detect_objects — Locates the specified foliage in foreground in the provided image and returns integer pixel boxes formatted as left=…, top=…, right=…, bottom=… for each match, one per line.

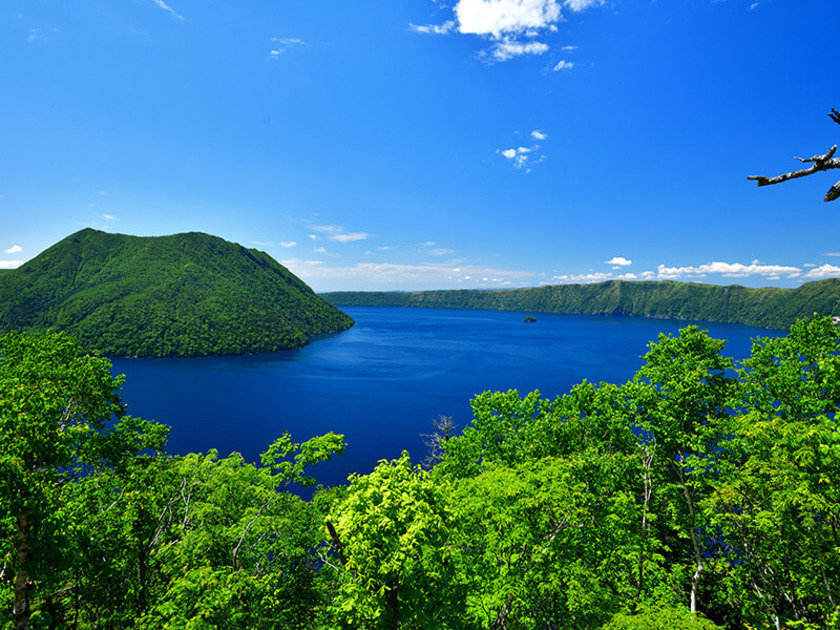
left=2, top=319, right=840, bottom=629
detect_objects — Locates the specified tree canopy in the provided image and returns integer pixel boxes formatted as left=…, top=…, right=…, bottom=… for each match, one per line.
left=2, top=319, right=840, bottom=629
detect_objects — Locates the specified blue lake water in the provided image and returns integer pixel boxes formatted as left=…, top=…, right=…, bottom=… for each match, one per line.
left=112, top=307, right=783, bottom=488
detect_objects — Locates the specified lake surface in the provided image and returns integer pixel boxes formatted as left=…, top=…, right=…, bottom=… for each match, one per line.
left=112, top=307, right=783, bottom=488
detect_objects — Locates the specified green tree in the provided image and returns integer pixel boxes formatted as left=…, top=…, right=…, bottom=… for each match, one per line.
left=325, top=452, right=465, bottom=629
left=0, top=330, right=166, bottom=630
left=705, top=317, right=840, bottom=629
left=630, top=326, right=735, bottom=615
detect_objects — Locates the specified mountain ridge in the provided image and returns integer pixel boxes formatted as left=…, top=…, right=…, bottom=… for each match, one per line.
left=321, top=279, right=840, bottom=330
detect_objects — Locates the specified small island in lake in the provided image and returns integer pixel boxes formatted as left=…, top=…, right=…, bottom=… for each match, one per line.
left=524, top=315, right=537, bottom=323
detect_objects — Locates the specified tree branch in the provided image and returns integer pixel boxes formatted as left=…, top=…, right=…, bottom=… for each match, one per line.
left=748, top=107, right=840, bottom=202
left=748, top=145, right=840, bottom=201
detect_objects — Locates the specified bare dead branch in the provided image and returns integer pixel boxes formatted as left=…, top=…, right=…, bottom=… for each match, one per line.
left=748, top=107, right=840, bottom=202
left=748, top=145, right=840, bottom=196
left=796, top=145, right=837, bottom=163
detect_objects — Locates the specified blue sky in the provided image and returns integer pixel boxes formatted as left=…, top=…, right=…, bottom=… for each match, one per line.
left=2, top=0, right=840, bottom=291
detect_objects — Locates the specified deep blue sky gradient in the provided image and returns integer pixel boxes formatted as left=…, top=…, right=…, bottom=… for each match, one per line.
left=3, top=0, right=839, bottom=291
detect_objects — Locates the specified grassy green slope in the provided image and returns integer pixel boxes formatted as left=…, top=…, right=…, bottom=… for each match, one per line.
left=0, top=229, right=354, bottom=357
left=322, top=279, right=840, bottom=330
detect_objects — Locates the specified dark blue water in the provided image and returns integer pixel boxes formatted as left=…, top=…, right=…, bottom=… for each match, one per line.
left=112, top=307, right=782, bottom=487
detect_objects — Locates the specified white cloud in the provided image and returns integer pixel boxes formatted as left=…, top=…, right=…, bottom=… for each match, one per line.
left=410, top=21, right=457, bottom=34
left=412, top=0, right=606, bottom=64
left=279, top=241, right=297, bottom=248
left=539, top=258, right=813, bottom=287
left=455, top=0, right=561, bottom=37
left=802, top=264, right=840, bottom=279
left=655, top=262, right=801, bottom=280
left=552, top=60, right=574, bottom=71
left=498, top=130, right=547, bottom=171
left=103, top=214, right=114, bottom=221
left=152, top=0, right=182, bottom=19
left=5, top=245, right=22, bottom=254
left=0, top=260, right=23, bottom=269
left=605, top=256, right=632, bottom=267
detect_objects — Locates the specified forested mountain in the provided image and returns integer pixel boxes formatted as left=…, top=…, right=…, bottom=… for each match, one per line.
left=323, top=278, right=840, bottom=329
left=0, top=229, right=354, bottom=357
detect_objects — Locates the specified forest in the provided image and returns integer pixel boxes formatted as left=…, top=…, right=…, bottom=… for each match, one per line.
left=322, top=278, right=840, bottom=330
left=2, top=317, right=839, bottom=630
left=0, top=229, right=354, bottom=357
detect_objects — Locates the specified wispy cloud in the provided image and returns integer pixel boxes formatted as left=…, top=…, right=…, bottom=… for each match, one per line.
left=488, top=38, right=549, bottom=62
left=5, top=245, right=22, bottom=254
left=564, top=0, right=603, bottom=10
left=269, top=37, right=307, bottom=57
left=409, top=21, right=457, bottom=35
left=279, top=241, right=297, bottom=248
left=310, top=224, right=370, bottom=243
left=552, top=59, right=574, bottom=71
left=282, top=258, right=534, bottom=290
left=540, top=259, right=832, bottom=287
left=152, top=0, right=183, bottom=20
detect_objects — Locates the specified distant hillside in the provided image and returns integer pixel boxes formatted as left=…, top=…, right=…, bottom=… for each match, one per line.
left=322, top=279, right=840, bottom=330
left=0, top=229, right=354, bottom=357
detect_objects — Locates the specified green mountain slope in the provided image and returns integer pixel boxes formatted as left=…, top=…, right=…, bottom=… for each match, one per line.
left=322, top=279, right=840, bottom=330
left=0, top=229, right=354, bottom=357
